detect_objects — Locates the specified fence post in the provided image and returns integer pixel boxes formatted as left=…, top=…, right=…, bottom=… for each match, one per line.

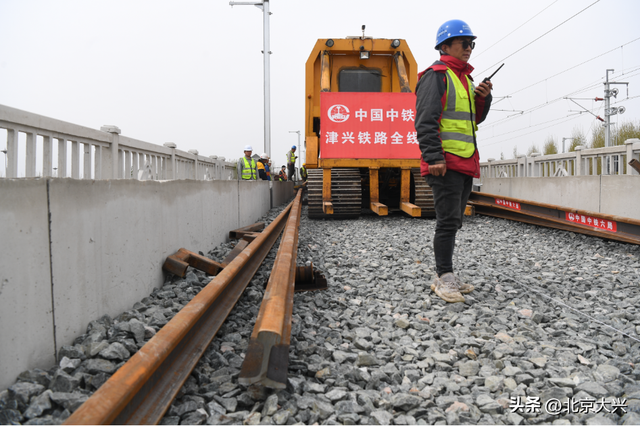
left=626, top=138, right=640, bottom=175
left=71, top=140, right=80, bottom=179
left=209, top=156, right=219, bottom=180
left=189, top=150, right=199, bottom=180
left=43, top=135, right=52, bottom=177
left=26, top=132, right=37, bottom=177
left=101, top=125, right=121, bottom=179
left=6, top=129, right=18, bottom=178
left=574, top=145, right=583, bottom=176
left=58, top=138, right=67, bottom=178
left=163, top=143, right=176, bottom=180
left=529, top=153, right=540, bottom=177
left=487, top=158, right=495, bottom=178
left=517, top=155, right=526, bottom=177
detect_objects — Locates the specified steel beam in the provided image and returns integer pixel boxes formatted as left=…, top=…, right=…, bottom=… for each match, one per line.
left=468, top=191, right=640, bottom=245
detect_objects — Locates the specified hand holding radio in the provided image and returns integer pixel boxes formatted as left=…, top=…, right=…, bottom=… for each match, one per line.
left=475, top=63, right=503, bottom=97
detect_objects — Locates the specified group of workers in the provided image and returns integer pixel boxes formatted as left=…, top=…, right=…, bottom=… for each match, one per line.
left=237, top=145, right=307, bottom=182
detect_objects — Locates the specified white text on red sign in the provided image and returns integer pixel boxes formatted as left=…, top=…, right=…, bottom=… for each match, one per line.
left=495, top=199, right=521, bottom=210
left=325, top=131, right=418, bottom=145
left=565, top=212, right=617, bottom=232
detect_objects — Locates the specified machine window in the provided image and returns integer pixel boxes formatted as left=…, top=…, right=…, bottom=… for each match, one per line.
left=338, top=68, right=382, bottom=92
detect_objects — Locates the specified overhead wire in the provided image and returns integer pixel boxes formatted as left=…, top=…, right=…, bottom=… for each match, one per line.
left=473, top=8, right=638, bottom=126
left=464, top=1, right=639, bottom=155
left=480, top=66, right=640, bottom=137
left=476, top=0, right=602, bottom=76
left=505, top=38, right=640, bottom=98
left=472, top=0, right=559, bottom=60
left=479, top=91, right=640, bottom=149
left=481, top=114, right=583, bottom=148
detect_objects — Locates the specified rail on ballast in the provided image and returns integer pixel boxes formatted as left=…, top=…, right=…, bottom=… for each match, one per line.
left=63, top=191, right=302, bottom=425
left=239, top=190, right=303, bottom=388
left=468, top=191, right=640, bottom=245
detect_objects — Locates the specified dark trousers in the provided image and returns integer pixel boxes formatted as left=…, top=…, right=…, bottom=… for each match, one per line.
left=287, top=163, right=295, bottom=181
left=426, top=170, right=473, bottom=277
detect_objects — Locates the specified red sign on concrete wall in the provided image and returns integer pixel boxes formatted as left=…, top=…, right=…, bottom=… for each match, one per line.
left=320, top=92, right=421, bottom=159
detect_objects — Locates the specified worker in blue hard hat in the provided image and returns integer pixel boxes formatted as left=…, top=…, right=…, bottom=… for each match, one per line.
left=415, top=19, right=493, bottom=303
left=286, top=145, right=297, bottom=182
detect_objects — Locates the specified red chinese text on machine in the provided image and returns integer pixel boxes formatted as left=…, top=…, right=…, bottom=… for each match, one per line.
left=321, top=92, right=421, bottom=159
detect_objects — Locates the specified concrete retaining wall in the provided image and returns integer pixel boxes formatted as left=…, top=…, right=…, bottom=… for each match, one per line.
left=479, top=176, right=640, bottom=220
left=0, top=178, right=294, bottom=390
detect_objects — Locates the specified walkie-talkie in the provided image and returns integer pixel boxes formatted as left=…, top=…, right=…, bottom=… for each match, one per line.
left=482, top=63, right=504, bottom=83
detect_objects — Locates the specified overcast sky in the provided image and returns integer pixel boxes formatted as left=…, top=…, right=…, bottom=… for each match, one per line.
left=2, top=0, right=639, bottom=170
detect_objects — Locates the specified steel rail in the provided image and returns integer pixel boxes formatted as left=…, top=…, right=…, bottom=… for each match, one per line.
left=468, top=191, right=640, bottom=245
left=239, top=189, right=303, bottom=389
left=64, top=200, right=295, bottom=425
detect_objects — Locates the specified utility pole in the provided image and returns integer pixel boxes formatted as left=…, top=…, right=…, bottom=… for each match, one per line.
left=289, top=130, right=300, bottom=181
left=229, top=0, right=272, bottom=158
left=562, top=137, right=574, bottom=154
left=603, top=69, right=628, bottom=174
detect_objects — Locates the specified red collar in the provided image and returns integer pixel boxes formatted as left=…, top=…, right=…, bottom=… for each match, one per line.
left=440, top=55, right=474, bottom=77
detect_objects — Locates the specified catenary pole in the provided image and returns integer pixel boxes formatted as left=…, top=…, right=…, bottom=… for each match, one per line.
left=229, top=1, right=271, bottom=159
left=603, top=69, right=629, bottom=174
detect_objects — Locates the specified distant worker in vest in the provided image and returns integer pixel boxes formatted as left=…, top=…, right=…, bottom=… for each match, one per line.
left=258, top=153, right=270, bottom=180
left=278, top=165, right=287, bottom=181
left=415, top=19, right=493, bottom=303
left=300, top=163, right=308, bottom=182
left=286, top=145, right=297, bottom=181
left=237, top=145, right=257, bottom=180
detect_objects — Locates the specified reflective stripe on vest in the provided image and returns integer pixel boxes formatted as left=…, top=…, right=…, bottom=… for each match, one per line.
left=241, top=157, right=257, bottom=180
left=440, top=68, right=477, bottom=158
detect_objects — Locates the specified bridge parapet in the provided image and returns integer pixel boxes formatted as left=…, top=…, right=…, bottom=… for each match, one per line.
left=0, top=104, right=236, bottom=180
left=480, top=139, right=640, bottom=179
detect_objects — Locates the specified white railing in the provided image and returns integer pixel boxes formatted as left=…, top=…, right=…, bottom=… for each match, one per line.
left=0, top=104, right=236, bottom=180
left=480, top=139, right=640, bottom=179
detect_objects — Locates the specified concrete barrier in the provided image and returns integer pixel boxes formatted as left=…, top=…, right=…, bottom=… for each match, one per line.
left=0, top=178, right=293, bottom=390
left=0, top=179, right=56, bottom=388
left=479, top=176, right=640, bottom=221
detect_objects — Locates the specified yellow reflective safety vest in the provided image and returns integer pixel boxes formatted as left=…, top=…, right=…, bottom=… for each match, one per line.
left=440, top=68, right=477, bottom=158
left=241, top=157, right=257, bottom=180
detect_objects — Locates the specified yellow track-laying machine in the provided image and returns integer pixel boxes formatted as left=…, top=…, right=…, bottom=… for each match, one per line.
left=304, top=29, right=435, bottom=219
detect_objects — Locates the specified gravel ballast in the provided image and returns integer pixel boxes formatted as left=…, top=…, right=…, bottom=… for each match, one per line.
left=2, top=203, right=640, bottom=425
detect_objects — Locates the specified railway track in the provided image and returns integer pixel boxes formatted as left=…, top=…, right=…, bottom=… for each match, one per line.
left=61, top=189, right=638, bottom=424
left=468, top=191, right=640, bottom=245
left=64, top=191, right=304, bottom=425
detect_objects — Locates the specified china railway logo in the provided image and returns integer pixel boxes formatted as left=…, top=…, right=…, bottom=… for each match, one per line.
left=328, top=104, right=350, bottom=123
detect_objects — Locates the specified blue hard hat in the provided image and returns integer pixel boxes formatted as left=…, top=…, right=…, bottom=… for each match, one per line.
left=434, top=19, right=476, bottom=50
left=291, top=145, right=297, bottom=149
